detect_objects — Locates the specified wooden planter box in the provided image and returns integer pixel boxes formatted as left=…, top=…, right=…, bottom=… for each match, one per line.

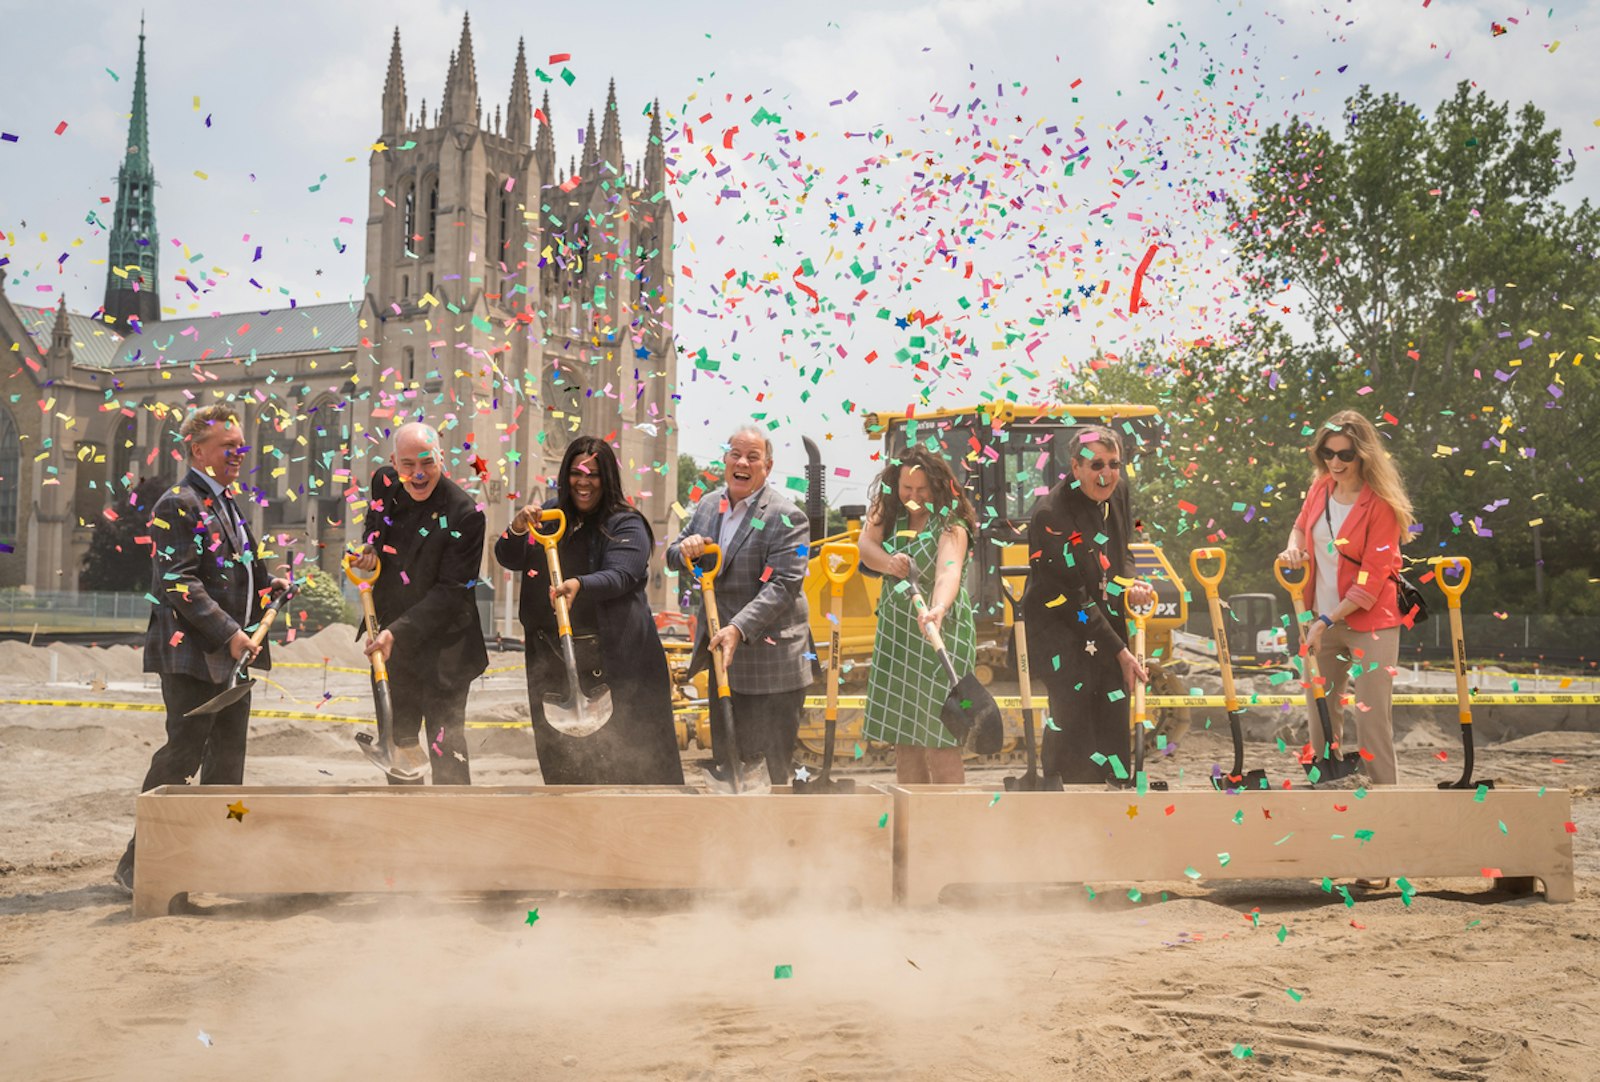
left=133, top=784, right=893, bottom=917
left=888, top=785, right=1574, bottom=906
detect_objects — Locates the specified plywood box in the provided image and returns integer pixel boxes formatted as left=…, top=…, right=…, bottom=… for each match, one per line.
left=889, top=785, right=1574, bottom=906
left=133, top=785, right=894, bottom=918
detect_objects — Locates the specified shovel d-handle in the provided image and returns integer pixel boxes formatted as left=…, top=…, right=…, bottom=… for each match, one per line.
left=1430, top=556, right=1474, bottom=727
left=342, top=553, right=389, bottom=683
left=534, top=509, right=578, bottom=641
left=1429, top=555, right=1472, bottom=610
left=820, top=541, right=859, bottom=595
left=1189, top=547, right=1238, bottom=711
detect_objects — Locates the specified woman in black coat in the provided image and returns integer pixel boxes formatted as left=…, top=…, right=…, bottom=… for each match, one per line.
left=493, top=436, right=684, bottom=785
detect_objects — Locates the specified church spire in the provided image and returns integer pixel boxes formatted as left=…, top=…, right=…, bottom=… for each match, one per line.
left=441, top=13, right=478, bottom=125
left=506, top=37, right=531, bottom=146
left=644, top=99, right=664, bottom=194
left=381, top=27, right=406, bottom=137
left=581, top=109, right=597, bottom=171
left=598, top=78, right=622, bottom=172
left=534, top=89, right=554, bottom=180
left=103, top=17, right=160, bottom=333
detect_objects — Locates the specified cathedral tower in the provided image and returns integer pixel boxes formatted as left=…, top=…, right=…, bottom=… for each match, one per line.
left=103, top=19, right=160, bottom=333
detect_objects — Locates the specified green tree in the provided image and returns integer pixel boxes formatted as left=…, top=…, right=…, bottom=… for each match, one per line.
left=79, top=477, right=170, bottom=592
left=1224, top=82, right=1600, bottom=612
left=676, top=452, right=722, bottom=507
left=293, top=566, right=352, bottom=632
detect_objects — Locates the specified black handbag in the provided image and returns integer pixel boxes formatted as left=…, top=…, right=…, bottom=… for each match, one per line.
left=1325, top=500, right=1429, bottom=625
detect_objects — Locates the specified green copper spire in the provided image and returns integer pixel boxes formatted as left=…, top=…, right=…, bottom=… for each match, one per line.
left=104, top=16, right=160, bottom=331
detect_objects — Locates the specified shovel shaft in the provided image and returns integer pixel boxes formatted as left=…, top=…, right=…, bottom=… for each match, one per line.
left=357, top=587, right=389, bottom=684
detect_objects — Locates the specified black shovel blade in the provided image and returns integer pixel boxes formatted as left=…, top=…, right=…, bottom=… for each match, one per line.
left=700, top=758, right=772, bottom=795
left=1003, top=771, right=1061, bottom=792
left=941, top=674, right=1004, bottom=755
left=184, top=677, right=254, bottom=718
left=1304, top=752, right=1363, bottom=782
left=355, top=731, right=427, bottom=782
left=793, top=774, right=857, bottom=794
left=1212, top=768, right=1271, bottom=792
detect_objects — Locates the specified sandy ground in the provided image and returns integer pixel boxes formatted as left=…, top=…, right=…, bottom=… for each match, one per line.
left=1, top=630, right=1597, bottom=1080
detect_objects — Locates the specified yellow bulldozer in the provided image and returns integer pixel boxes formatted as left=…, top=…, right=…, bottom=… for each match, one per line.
left=671, top=401, right=1193, bottom=765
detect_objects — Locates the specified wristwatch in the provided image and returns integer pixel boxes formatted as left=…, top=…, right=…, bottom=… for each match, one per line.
left=1317, top=614, right=1335, bottom=628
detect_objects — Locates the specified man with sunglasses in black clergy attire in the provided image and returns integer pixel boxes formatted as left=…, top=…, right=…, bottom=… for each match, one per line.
left=114, top=404, right=288, bottom=895
left=1024, top=426, right=1154, bottom=786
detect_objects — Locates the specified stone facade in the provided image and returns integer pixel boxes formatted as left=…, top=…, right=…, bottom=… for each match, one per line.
left=0, top=16, right=678, bottom=607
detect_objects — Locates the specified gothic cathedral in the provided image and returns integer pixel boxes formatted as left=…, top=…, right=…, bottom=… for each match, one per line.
left=0, top=16, right=680, bottom=609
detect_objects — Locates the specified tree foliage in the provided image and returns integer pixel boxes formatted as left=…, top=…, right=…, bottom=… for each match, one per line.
left=79, top=477, right=170, bottom=593
left=1078, top=83, right=1600, bottom=614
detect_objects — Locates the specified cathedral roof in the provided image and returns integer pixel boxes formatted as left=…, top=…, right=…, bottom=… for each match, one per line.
left=10, top=304, right=128, bottom=369
left=101, top=301, right=363, bottom=368
left=8, top=300, right=364, bottom=370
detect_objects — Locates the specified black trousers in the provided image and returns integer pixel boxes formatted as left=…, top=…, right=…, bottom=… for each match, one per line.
left=723, top=687, right=807, bottom=786
left=119, top=671, right=251, bottom=875
left=1039, top=668, right=1130, bottom=785
left=384, top=675, right=471, bottom=786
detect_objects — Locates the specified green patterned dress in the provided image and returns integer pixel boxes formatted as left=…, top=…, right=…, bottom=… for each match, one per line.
left=862, top=517, right=977, bottom=748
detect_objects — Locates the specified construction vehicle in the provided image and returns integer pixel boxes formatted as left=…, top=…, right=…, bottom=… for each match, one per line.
left=787, top=402, right=1191, bottom=764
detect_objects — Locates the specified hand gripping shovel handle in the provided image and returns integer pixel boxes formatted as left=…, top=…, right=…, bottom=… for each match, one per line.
left=531, top=510, right=585, bottom=699
left=693, top=543, right=765, bottom=794
left=343, top=552, right=422, bottom=781
left=183, top=582, right=295, bottom=718
left=906, top=572, right=962, bottom=688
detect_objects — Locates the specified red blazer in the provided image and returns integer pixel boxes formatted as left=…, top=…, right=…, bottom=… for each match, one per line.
left=1293, top=475, right=1403, bottom=632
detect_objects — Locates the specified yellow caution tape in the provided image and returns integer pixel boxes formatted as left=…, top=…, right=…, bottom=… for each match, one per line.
left=795, top=693, right=1600, bottom=710
left=271, top=662, right=524, bottom=676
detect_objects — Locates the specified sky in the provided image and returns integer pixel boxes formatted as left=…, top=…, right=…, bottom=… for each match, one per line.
left=3, top=0, right=1598, bottom=505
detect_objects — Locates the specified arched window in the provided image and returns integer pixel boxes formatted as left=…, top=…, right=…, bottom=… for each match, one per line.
left=486, top=175, right=498, bottom=262
left=156, top=408, right=186, bottom=483
left=425, top=176, right=439, bottom=254
left=109, top=410, right=137, bottom=492
left=305, top=396, right=344, bottom=502
left=253, top=407, right=286, bottom=503
left=403, top=347, right=416, bottom=385
left=401, top=181, right=417, bottom=251
left=0, top=408, right=19, bottom=545
left=402, top=274, right=410, bottom=299
left=499, top=191, right=512, bottom=263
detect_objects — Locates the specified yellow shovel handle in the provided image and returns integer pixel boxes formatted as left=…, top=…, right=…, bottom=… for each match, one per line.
left=531, top=507, right=567, bottom=546
left=533, top=510, right=574, bottom=639
left=820, top=540, right=859, bottom=596
left=697, top=541, right=724, bottom=585
left=1428, top=556, right=1472, bottom=609
left=1189, top=547, right=1226, bottom=597
left=1272, top=557, right=1307, bottom=595
left=342, top=550, right=381, bottom=588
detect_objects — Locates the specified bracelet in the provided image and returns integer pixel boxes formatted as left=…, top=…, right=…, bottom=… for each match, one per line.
left=509, top=521, right=529, bottom=536
left=1317, top=614, right=1335, bottom=628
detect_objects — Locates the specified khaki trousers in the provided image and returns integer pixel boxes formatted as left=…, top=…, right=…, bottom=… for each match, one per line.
left=1307, top=622, right=1401, bottom=785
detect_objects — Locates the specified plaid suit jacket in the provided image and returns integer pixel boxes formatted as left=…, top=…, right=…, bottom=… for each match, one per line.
left=142, top=468, right=273, bottom=684
left=666, top=483, right=818, bottom=694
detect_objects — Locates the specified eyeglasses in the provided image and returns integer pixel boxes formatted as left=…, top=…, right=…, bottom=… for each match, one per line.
left=1082, top=459, right=1122, bottom=472
left=723, top=451, right=766, bottom=466
left=1318, top=447, right=1358, bottom=463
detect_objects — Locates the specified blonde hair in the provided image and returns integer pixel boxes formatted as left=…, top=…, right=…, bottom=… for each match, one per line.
left=179, top=405, right=241, bottom=454
left=1309, top=410, right=1414, bottom=539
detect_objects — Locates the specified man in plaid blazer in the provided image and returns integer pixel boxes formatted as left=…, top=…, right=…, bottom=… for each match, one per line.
left=115, top=404, right=287, bottom=894
left=667, top=425, right=817, bottom=784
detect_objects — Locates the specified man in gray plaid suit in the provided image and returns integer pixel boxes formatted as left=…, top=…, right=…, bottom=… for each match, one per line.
left=114, top=404, right=287, bottom=894
left=667, top=425, right=817, bottom=784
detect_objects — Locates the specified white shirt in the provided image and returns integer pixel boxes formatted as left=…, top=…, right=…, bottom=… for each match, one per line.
left=717, top=484, right=763, bottom=553
left=1311, top=491, right=1354, bottom=617
left=194, top=469, right=252, bottom=628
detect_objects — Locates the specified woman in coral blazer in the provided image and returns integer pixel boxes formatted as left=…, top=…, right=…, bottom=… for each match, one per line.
left=1278, top=410, right=1415, bottom=790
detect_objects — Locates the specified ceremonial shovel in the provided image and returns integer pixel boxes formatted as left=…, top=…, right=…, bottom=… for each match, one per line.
left=530, top=509, right=615, bottom=737
left=695, top=543, right=770, bottom=795
left=344, top=553, right=425, bottom=783
left=1190, top=548, right=1269, bottom=791
left=1273, top=559, right=1362, bottom=783
left=1431, top=556, right=1493, bottom=791
left=906, top=564, right=1003, bottom=756
left=1000, top=566, right=1061, bottom=792
left=183, top=581, right=297, bottom=717
left=793, top=540, right=858, bottom=795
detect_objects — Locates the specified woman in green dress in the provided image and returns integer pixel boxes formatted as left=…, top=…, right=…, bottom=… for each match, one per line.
left=859, top=447, right=979, bottom=784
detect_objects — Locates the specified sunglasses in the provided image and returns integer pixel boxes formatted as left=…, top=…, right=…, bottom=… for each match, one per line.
left=1082, top=459, right=1122, bottom=472
left=1318, top=446, right=1358, bottom=463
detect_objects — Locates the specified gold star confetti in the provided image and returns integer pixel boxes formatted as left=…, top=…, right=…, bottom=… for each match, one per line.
left=226, top=801, right=249, bottom=822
